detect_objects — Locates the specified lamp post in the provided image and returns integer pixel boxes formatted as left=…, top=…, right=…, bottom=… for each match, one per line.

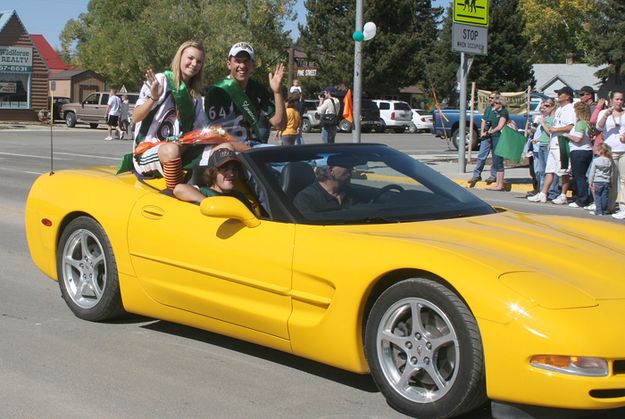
left=352, top=1, right=376, bottom=143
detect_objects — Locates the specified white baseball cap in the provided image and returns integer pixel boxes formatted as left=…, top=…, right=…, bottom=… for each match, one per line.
left=228, top=42, right=255, bottom=61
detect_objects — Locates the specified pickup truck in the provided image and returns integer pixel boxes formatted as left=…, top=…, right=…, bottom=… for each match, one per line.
left=431, top=94, right=546, bottom=150
left=61, top=92, right=138, bottom=129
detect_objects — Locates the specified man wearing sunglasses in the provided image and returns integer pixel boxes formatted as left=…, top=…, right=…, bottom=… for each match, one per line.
left=468, top=90, right=500, bottom=187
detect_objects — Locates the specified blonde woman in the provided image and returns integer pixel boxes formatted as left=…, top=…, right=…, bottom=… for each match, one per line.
left=132, top=40, right=208, bottom=190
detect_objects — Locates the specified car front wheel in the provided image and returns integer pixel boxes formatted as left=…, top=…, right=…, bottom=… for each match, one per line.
left=57, top=216, right=125, bottom=321
left=365, top=278, right=486, bottom=418
left=339, top=119, right=352, bottom=133
left=301, top=118, right=312, bottom=133
left=65, top=112, right=76, bottom=128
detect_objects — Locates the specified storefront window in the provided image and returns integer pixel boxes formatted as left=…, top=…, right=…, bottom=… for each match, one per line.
left=0, top=73, right=30, bottom=108
left=0, top=46, right=32, bottom=109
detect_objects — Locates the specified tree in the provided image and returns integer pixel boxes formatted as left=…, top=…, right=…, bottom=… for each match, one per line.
left=298, top=0, right=442, bottom=96
left=60, top=0, right=295, bottom=90
left=520, top=0, right=597, bottom=63
left=424, top=7, right=458, bottom=106
left=587, top=0, right=625, bottom=84
left=470, top=0, right=534, bottom=91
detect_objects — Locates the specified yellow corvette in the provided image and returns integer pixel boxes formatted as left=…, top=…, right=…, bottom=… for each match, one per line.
left=25, top=143, right=625, bottom=418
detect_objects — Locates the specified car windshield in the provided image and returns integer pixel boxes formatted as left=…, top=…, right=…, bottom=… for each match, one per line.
left=245, top=144, right=495, bottom=225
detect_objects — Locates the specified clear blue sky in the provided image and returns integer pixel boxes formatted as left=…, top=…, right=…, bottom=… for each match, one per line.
left=7, top=0, right=451, bottom=51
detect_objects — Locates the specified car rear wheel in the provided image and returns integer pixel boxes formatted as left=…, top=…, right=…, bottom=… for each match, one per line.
left=89, top=123, right=98, bottom=129
left=339, top=119, right=352, bottom=133
left=57, top=216, right=125, bottom=321
left=365, top=278, right=486, bottom=418
left=451, top=127, right=478, bottom=150
left=301, top=118, right=312, bottom=133
left=65, top=112, right=76, bottom=128
left=408, top=122, right=417, bottom=133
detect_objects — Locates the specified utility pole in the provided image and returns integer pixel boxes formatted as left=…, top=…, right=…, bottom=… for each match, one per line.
left=352, top=0, right=363, bottom=143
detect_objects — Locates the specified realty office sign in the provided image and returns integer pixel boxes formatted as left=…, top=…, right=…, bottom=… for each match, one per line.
left=452, top=23, right=488, bottom=56
left=0, top=46, right=33, bottom=73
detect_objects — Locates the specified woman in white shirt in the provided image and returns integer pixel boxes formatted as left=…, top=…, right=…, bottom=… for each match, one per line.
left=596, top=90, right=625, bottom=218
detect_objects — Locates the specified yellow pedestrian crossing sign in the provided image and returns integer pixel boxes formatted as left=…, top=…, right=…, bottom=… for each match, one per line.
left=454, top=0, right=489, bottom=27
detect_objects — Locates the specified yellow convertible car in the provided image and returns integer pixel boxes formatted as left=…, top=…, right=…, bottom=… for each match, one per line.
left=26, top=143, right=625, bottom=418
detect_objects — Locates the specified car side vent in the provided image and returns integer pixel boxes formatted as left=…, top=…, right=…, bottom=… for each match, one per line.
left=589, top=389, right=625, bottom=399
left=613, top=360, right=625, bottom=375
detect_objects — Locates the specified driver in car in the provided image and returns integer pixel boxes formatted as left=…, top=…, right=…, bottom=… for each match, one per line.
left=294, top=155, right=361, bottom=212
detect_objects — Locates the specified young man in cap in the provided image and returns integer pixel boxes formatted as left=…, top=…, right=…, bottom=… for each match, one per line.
left=173, top=148, right=248, bottom=205
left=316, top=86, right=341, bottom=144
left=578, top=85, right=597, bottom=114
left=203, top=42, right=286, bottom=145
left=529, top=86, right=576, bottom=204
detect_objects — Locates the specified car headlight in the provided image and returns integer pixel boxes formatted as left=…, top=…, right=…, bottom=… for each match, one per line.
left=530, top=355, right=608, bottom=377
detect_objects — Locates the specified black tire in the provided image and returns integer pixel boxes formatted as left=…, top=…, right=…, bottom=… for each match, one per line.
left=65, top=112, right=76, bottom=128
left=339, top=119, right=353, bottom=133
left=89, top=123, right=98, bottom=129
left=408, top=122, right=417, bottom=133
left=393, top=127, right=405, bottom=133
left=301, top=118, right=312, bottom=133
left=57, top=216, right=125, bottom=321
left=450, top=127, right=478, bottom=150
left=365, top=278, right=486, bottom=418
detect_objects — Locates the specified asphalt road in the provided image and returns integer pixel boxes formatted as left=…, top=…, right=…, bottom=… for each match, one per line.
left=0, top=125, right=622, bottom=419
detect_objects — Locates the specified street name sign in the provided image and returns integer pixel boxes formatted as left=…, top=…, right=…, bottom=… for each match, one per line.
left=453, top=0, right=488, bottom=27
left=452, top=23, right=488, bottom=56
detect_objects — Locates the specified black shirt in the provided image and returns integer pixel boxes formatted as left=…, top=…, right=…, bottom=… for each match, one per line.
left=294, top=182, right=357, bottom=213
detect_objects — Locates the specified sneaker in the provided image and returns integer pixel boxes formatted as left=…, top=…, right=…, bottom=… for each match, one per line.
left=612, top=210, right=625, bottom=220
left=527, top=192, right=546, bottom=203
left=568, top=202, right=580, bottom=208
left=468, top=177, right=481, bottom=188
left=485, top=177, right=496, bottom=184
left=104, top=136, right=113, bottom=141
left=551, top=194, right=568, bottom=205
left=584, top=203, right=596, bottom=211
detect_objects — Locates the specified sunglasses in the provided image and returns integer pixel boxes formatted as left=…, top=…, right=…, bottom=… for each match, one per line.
left=542, top=104, right=553, bottom=107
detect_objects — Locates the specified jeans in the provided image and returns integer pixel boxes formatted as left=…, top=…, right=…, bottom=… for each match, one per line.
left=472, top=136, right=498, bottom=179
left=533, top=145, right=548, bottom=192
left=321, top=125, right=337, bottom=144
left=594, top=182, right=609, bottom=215
left=570, top=150, right=593, bottom=206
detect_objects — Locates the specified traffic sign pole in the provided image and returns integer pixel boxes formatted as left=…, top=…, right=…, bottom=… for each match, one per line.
left=458, top=52, right=467, bottom=173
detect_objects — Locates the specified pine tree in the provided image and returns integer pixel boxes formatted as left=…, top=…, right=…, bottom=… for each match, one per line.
left=587, top=0, right=625, bottom=84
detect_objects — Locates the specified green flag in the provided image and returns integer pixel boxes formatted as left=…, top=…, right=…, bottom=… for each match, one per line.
left=495, top=126, right=527, bottom=164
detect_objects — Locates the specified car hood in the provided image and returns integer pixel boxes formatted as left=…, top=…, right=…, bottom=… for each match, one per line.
left=349, top=211, right=625, bottom=300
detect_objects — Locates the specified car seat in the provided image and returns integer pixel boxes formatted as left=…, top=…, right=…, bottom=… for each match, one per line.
left=279, top=162, right=316, bottom=199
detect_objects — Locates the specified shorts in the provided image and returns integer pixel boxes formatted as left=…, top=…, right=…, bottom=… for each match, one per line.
left=133, top=143, right=204, bottom=176
left=545, top=147, right=570, bottom=176
left=107, top=115, right=119, bottom=127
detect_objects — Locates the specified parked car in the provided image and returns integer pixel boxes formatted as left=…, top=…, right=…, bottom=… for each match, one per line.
left=408, top=108, right=433, bottom=133
left=301, top=99, right=321, bottom=133
left=431, top=92, right=550, bottom=150
left=301, top=96, right=385, bottom=134
left=61, top=92, right=139, bottom=129
left=25, top=142, right=625, bottom=418
left=372, top=99, right=413, bottom=133
left=48, top=96, right=71, bottom=121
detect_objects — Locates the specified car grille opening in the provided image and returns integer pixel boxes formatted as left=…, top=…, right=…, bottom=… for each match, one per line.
left=613, top=360, right=625, bottom=375
left=589, top=389, right=625, bottom=399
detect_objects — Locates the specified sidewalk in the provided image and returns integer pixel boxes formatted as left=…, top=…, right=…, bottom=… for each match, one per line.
left=413, top=153, right=535, bottom=193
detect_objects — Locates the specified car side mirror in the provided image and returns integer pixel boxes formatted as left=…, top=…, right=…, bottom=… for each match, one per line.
left=200, top=196, right=260, bottom=228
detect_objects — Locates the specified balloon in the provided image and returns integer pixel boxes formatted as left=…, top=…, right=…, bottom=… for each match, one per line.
left=352, top=31, right=364, bottom=42
left=363, top=22, right=377, bottom=41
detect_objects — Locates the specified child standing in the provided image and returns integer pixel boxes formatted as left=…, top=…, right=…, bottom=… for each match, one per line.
left=588, top=143, right=613, bottom=215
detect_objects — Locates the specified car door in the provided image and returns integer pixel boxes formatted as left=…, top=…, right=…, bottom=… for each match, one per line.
left=126, top=192, right=294, bottom=339
left=81, top=93, right=102, bottom=123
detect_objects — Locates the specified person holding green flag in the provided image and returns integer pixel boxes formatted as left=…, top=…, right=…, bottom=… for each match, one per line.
left=131, top=40, right=208, bottom=191
left=203, top=42, right=286, bottom=148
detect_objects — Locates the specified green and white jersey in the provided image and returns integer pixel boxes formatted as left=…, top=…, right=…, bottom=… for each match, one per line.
left=204, top=78, right=276, bottom=143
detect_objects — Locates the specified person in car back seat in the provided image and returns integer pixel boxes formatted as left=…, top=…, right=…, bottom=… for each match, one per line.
left=173, top=148, right=250, bottom=207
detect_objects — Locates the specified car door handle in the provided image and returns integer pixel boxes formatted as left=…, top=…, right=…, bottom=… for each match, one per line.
left=141, top=205, right=164, bottom=220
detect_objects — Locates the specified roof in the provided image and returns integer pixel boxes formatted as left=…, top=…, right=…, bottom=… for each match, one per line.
left=533, top=63, right=607, bottom=93
left=49, top=69, right=90, bottom=80
left=31, top=34, right=73, bottom=71
left=0, top=9, right=23, bottom=33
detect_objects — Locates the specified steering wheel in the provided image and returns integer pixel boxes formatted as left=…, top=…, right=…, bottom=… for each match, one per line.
left=370, top=184, right=405, bottom=203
